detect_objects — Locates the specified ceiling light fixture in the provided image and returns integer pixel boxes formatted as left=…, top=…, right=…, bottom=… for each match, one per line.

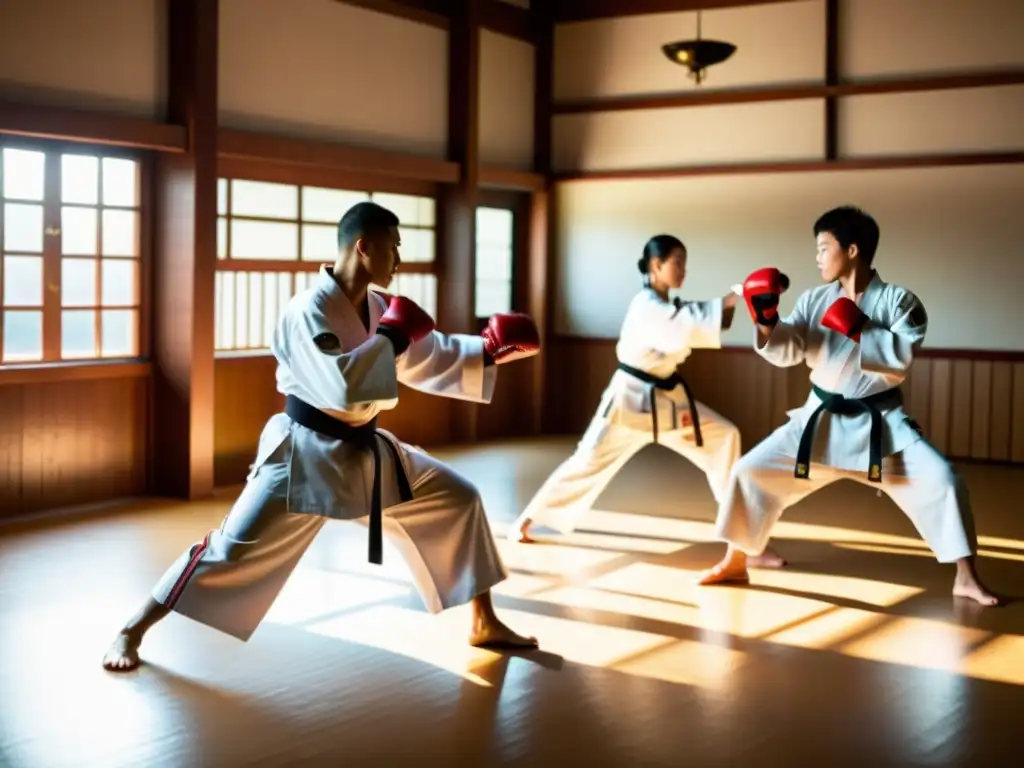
left=661, top=11, right=736, bottom=85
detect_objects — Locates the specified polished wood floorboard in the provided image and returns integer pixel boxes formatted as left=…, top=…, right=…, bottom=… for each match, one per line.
left=2, top=438, right=1023, bottom=767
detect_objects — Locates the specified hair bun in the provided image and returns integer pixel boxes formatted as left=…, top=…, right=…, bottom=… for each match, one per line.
left=636, top=257, right=647, bottom=274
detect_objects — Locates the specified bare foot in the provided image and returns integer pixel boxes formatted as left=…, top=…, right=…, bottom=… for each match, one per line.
left=953, top=577, right=1000, bottom=607
left=697, top=547, right=750, bottom=586
left=470, top=619, right=539, bottom=649
left=748, top=546, right=787, bottom=568
left=512, top=518, right=536, bottom=544
left=102, top=632, right=143, bottom=672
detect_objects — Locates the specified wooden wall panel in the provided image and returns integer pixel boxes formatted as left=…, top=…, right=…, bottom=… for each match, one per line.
left=544, top=337, right=1024, bottom=466
left=0, top=376, right=149, bottom=519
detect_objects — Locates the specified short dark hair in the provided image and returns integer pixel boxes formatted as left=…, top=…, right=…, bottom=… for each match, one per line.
left=337, top=201, right=400, bottom=249
left=813, top=206, right=880, bottom=266
left=636, top=234, right=685, bottom=276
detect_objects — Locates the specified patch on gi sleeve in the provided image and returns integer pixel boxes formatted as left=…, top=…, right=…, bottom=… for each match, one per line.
left=898, top=292, right=927, bottom=328
left=313, top=332, right=341, bottom=353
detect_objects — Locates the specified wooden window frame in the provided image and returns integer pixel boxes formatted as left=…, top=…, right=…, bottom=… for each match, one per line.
left=0, top=135, right=150, bottom=375
left=215, top=158, right=441, bottom=356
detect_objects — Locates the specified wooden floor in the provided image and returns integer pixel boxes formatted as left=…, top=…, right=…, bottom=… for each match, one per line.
left=2, top=438, right=1023, bottom=767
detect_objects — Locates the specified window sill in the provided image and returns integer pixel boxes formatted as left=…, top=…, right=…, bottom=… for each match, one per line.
left=0, top=359, right=151, bottom=386
left=215, top=349, right=274, bottom=360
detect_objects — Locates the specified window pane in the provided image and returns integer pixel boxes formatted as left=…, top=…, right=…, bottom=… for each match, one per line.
left=230, top=180, right=298, bottom=220
left=217, top=178, right=228, bottom=215
left=301, top=223, right=337, bottom=262
left=475, top=243, right=512, bottom=281
left=217, top=217, right=227, bottom=259
left=101, top=309, right=137, bottom=357
left=4, top=149, right=46, bottom=201
left=301, top=187, right=369, bottom=223
left=476, top=207, right=514, bottom=247
left=248, top=272, right=263, bottom=347
left=263, top=273, right=281, bottom=346
left=398, top=227, right=434, bottom=263
left=373, top=192, right=435, bottom=227
left=102, top=209, right=138, bottom=256
left=3, top=310, right=43, bottom=361
left=62, top=309, right=96, bottom=358
left=62, top=258, right=97, bottom=307
left=102, top=158, right=139, bottom=207
left=294, top=271, right=317, bottom=294
left=390, top=273, right=437, bottom=320
left=3, top=255, right=43, bottom=306
left=4, top=203, right=44, bottom=252
left=61, top=206, right=98, bottom=255
left=230, top=220, right=298, bottom=260
left=102, top=258, right=136, bottom=306
left=217, top=272, right=236, bottom=349
left=475, top=279, right=512, bottom=317
left=61, top=154, right=99, bottom=205
left=236, top=272, right=250, bottom=348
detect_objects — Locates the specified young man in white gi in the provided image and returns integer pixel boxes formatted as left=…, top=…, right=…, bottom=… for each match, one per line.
left=698, top=205, right=999, bottom=606
left=103, top=201, right=542, bottom=671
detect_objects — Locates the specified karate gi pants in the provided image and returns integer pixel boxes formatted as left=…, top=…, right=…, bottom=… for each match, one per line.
left=517, top=401, right=742, bottom=535
left=714, top=420, right=977, bottom=563
left=151, top=435, right=508, bottom=641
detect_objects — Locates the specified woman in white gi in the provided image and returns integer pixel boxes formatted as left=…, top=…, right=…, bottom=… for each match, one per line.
left=512, top=234, right=759, bottom=549
left=699, top=205, right=1000, bottom=606
left=103, top=202, right=542, bottom=671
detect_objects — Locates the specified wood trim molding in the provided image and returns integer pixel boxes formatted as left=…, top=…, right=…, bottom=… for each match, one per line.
left=0, top=100, right=187, bottom=152
left=550, top=335, right=1024, bottom=362
left=217, top=129, right=460, bottom=184
left=479, top=166, right=547, bottom=192
left=216, top=258, right=435, bottom=274
left=552, top=71, right=1024, bottom=115
left=553, top=151, right=1024, bottom=181
left=335, top=0, right=540, bottom=42
left=0, top=360, right=151, bottom=386
left=553, top=0, right=804, bottom=23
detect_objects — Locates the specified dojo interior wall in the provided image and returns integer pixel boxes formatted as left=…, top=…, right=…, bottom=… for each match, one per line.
left=0, top=0, right=541, bottom=518
left=545, top=0, right=1024, bottom=465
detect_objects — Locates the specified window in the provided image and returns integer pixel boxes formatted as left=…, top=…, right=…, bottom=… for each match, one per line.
left=215, top=178, right=438, bottom=352
left=474, top=206, right=514, bottom=318
left=1, top=142, right=142, bottom=364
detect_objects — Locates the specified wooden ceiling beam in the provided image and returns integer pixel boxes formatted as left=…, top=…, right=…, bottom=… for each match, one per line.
left=336, top=0, right=540, bottom=42
left=552, top=0, right=794, bottom=23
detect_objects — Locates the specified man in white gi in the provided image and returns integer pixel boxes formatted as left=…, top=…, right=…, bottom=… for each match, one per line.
left=698, top=205, right=999, bottom=606
left=511, top=234, right=752, bottom=551
left=103, top=201, right=542, bottom=671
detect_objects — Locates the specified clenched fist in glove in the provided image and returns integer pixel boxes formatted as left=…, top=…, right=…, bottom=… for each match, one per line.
left=482, top=312, right=540, bottom=364
left=742, top=268, right=790, bottom=327
left=376, top=295, right=435, bottom=355
left=821, top=297, right=867, bottom=342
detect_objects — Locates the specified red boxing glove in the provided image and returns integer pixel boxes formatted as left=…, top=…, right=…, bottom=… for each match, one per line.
left=742, top=268, right=790, bottom=327
left=821, top=297, right=867, bottom=341
left=376, top=295, right=435, bottom=355
left=482, top=312, right=540, bottom=364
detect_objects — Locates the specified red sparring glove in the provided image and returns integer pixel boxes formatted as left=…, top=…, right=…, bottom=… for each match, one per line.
left=482, top=312, right=540, bottom=364
left=821, top=297, right=867, bottom=341
left=376, top=295, right=435, bottom=355
left=742, top=268, right=790, bottom=327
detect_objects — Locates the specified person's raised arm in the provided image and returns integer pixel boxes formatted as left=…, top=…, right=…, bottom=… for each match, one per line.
left=743, top=267, right=808, bottom=368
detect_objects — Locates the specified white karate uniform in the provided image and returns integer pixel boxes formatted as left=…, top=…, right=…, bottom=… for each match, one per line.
left=515, top=288, right=742, bottom=536
left=714, top=271, right=976, bottom=563
left=152, top=267, right=507, bottom=641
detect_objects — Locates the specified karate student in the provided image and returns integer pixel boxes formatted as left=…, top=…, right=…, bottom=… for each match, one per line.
left=512, top=234, right=752, bottom=547
left=103, top=201, right=543, bottom=672
left=699, top=205, right=999, bottom=606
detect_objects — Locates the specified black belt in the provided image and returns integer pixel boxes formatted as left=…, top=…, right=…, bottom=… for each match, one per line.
left=615, top=363, right=703, bottom=447
left=795, top=384, right=903, bottom=483
left=284, top=395, right=413, bottom=565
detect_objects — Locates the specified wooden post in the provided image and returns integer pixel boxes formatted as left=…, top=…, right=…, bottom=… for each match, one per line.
left=150, top=0, right=218, bottom=498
